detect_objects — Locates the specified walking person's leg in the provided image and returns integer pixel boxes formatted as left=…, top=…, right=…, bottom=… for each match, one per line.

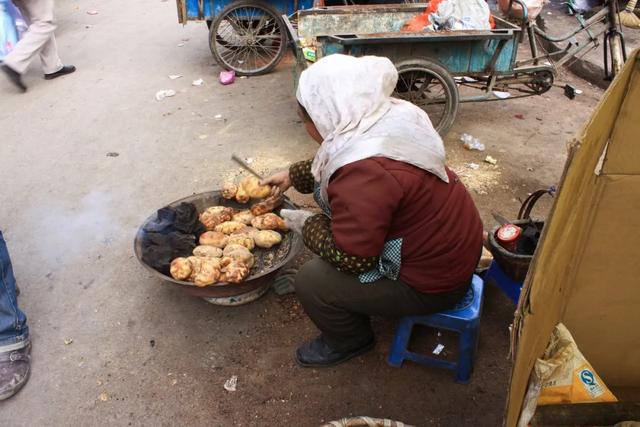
left=40, top=27, right=75, bottom=80
left=293, top=258, right=468, bottom=367
left=1, top=0, right=74, bottom=91
left=0, top=231, right=31, bottom=401
left=38, top=34, right=63, bottom=75
left=3, top=0, right=58, bottom=74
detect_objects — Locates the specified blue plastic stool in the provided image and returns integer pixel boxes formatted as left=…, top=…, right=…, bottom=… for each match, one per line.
left=484, top=260, right=523, bottom=305
left=387, top=275, right=484, bottom=384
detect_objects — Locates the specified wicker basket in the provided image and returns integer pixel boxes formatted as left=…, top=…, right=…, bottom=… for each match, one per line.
left=488, top=219, right=545, bottom=282
left=487, top=188, right=554, bottom=282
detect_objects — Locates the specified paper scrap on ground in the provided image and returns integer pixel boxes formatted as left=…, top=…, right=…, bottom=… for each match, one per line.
left=432, top=344, right=445, bottom=355
left=224, top=375, right=238, bottom=392
left=214, top=114, right=223, bottom=120
left=168, top=75, right=182, bottom=80
left=87, top=10, right=98, bottom=15
left=192, top=79, right=204, bottom=86
left=484, top=155, right=498, bottom=165
left=466, top=162, right=480, bottom=170
left=493, top=90, right=512, bottom=99
left=155, top=90, right=176, bottom=101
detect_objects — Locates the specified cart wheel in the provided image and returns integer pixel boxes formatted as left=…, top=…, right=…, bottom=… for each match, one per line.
left=209, top=0, right=287, bottom=76
left=393, top=59, right=459, bottom=136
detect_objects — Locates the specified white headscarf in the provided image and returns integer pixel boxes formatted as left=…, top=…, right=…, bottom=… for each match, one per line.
left=296, top=54, right=449, bottom=201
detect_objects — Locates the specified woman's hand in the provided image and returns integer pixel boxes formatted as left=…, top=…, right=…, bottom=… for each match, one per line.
left=261, top=170, right=292, bottom=195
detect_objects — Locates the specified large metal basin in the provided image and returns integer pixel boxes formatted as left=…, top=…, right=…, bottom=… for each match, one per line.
left=134, top=191, right=302, bottom=304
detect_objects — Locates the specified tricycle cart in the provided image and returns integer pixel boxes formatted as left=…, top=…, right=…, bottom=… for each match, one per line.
left=285, top=1, right=626, bottom=135
left=176, top=0, right=314, bottom=75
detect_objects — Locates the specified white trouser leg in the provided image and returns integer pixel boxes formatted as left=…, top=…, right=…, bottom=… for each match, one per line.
left=38, top=33, right=63, bottom=74
left=3, top=0, right=62, bottom=74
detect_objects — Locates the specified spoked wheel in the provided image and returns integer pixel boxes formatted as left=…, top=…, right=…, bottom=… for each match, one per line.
left=209, top=0, right=287, bottom=76
left=393, top=59, right=459, bottom=136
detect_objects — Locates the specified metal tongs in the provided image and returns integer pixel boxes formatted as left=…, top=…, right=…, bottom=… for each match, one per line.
left=231, top=154, right=264, bottom=180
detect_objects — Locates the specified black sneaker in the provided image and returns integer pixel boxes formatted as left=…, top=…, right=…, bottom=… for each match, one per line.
left=44, top=65, right=76, bottom=80
left=1, top=64, right=27, bottom=92
left=0, top=341, right=31, bottom=401
left=296, top=335, right=375, bottom=368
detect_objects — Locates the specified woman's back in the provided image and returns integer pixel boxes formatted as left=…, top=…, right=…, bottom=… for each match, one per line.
left=328, top=157, right=483, bottom=293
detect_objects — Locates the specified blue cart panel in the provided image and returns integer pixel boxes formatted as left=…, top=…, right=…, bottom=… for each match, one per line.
left=293, top=5, right=520, bottom=76
left=180, top=0, right=314, bottom=21
left=318, top=24, right=520, bottom=76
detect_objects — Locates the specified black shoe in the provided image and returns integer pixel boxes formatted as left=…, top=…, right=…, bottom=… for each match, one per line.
left=0, top=341, right=31, bottom=401
left=44, top=65, right=76, bottom=80
left=1, top=64, right=27, bottom=92
left=295, top=335, right=375, bottom=368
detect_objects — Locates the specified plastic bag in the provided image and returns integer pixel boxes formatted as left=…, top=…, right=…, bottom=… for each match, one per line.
left=0, top=0, right=19, bottom=59
left=536, top=323, right=617, bottom=406
left=403, top=0, right=494, bottom=32
left=219, top=70, right=235, bottom=85
left=518, top=323, right=617, bottom=427
left=0, top=0, right=26, bottom=59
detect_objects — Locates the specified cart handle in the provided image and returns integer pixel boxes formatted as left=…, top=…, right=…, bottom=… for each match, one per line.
left=508, top=0, right=530, bottom=36
left=508, top=0, right=529, bottom=21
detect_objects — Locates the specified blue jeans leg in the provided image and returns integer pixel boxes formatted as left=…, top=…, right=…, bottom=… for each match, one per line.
left=0, top=231, right=29, bottom=347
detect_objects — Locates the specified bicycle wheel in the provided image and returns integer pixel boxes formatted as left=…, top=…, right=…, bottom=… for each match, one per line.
left=209, top=0, right=287, bottom=76
left=393, top=59, right=459, bottom=136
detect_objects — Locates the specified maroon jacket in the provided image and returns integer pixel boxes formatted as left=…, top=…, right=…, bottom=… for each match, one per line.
left=325, top=157, right=483, bottom=293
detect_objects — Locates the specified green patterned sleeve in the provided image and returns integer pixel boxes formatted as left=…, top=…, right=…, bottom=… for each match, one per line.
left=302, top=214, right=379, bottom=274
left=289, top=159, right=315, bottom=194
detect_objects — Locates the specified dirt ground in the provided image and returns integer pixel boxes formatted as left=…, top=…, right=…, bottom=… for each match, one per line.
left=0, top=0, right=604, bottom=425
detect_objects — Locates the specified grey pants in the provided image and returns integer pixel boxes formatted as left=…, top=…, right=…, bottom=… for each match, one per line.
left=294, top=258, right=469, bottom=352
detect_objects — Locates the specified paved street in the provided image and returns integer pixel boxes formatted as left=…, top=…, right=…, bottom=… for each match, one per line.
left=0, top=0, right=607, bottom=425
